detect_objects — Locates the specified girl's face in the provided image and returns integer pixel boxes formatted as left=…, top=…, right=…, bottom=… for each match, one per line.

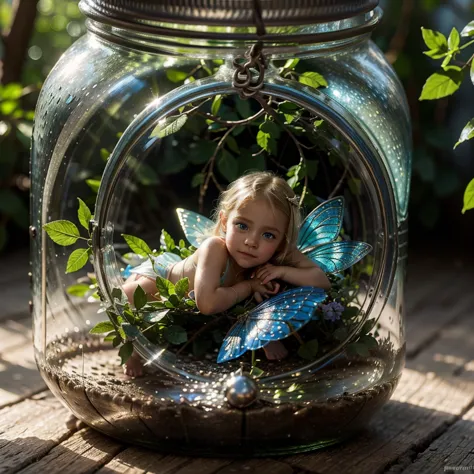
left=220, top=198, right=288, bottom=269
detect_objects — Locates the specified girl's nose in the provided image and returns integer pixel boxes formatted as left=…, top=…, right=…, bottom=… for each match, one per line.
left=245, top=236, right=258, bottom=248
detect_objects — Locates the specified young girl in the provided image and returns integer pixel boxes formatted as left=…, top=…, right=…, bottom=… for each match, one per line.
left=122, top=171, right=331, bottom=376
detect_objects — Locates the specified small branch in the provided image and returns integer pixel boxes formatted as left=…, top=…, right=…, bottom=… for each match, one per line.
left=328, top=161, right=351, bottom=199
left=194, top=108, right=266, bottom=126
left=199, top=125, right=237, bottom=212
left=253, top=94, right=308, bottom=204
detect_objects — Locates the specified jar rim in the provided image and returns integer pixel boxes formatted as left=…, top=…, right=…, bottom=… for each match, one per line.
left=79, top=0, right=379, bottom=28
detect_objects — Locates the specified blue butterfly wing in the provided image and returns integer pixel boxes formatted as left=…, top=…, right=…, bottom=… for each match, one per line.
left=297, top=197, right=344, bottom=251
left=217, top=287, right=327, bottom=363
left=176, top=208, right=215, bottom=248
left=217, top=319, right=248, bottom=363
left=129, top=252, right=181, bottom=279
left=305, top=241, right=372, bottom=273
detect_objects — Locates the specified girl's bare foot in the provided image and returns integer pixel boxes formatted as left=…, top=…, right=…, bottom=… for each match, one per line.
left=263, top=340, right=288, bottom=360
left=123, top=350, right=144, bottom=377
left=65, top=413, right=85, bottom=430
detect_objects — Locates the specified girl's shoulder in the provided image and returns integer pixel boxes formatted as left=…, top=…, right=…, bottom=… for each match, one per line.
left=200, top=235, right=227, bottom=252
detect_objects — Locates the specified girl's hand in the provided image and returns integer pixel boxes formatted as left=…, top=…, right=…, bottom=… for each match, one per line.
left=254, top=263, right=286, bottom=285
left=250, top=279, right=280, bottom=303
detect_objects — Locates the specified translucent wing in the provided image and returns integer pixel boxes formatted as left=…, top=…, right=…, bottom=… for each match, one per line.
left=304, top=241, right=372, bottom=274
left=297, top=197, right=344, bottom=251
left=216, top=319, right=248, bottom=363
left=217, top=287, right=327, bottom=363
left=129, top=252, right=182, bottom=279
left=176, top=208, right=215, bottom=248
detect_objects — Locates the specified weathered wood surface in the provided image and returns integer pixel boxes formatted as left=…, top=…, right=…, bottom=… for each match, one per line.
left=0, top=252, right=473, bottom=474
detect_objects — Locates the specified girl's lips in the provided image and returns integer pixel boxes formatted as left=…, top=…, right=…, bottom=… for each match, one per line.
left=238, top=251, right=256, bottom=258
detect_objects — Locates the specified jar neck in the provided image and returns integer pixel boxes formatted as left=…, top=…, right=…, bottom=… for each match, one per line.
left=85, top=8, right=381, bottom=58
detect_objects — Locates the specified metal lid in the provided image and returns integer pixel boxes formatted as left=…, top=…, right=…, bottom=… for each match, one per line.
left=79, top=0, right=379, bottom=27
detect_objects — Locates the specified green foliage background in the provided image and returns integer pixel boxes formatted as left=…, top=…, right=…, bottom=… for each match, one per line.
left=1, top=0, right=473, bottom=254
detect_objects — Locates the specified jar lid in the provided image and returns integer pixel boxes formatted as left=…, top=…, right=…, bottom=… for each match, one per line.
left=79, top=0, right=379, bottom=28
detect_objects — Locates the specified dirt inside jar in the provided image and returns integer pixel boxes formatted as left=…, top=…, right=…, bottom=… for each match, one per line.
left=40, top=335, right=403, bottom=456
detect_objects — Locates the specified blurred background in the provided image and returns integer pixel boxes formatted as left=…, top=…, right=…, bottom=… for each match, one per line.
left=0, top=0, right=473, bottom=258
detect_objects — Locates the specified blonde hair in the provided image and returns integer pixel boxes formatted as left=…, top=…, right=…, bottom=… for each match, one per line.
left=212, top=171, right=301, bottom=265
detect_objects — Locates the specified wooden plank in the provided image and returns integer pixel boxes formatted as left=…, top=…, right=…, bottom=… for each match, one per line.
left=0, top=341, right=46, bottom=408
left=17, top=428, right=123, bottom=474
left=96, top=449, right=232, bottom=474
left=0, top=392, right=72, bottom=474
left=282, top=299, right=474, bottom=474
left=406, top=273, right=474, bottom=357
left=399, top=404, right=474, bottom=473
left=0, top=316, right=32, bottom=354
left=0, top=252, right=30, bottom=322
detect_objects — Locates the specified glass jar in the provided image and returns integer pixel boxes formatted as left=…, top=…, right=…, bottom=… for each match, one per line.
left=32, top=0, right=411, bottom=456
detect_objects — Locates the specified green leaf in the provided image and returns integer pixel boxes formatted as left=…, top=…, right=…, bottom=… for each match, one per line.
left=89, top=321, right=115, bottom=334
left=43, top=220, right=81, bottom=246
left=348, top=178, right=361, bottom=196
left=133, top=284, right=147, bottom=310
left=249, top=365, right=264, bottom=377
left=211, top=95, right=222, bottom=116
left=454, top=118, right=474, bottom=148
left=164, top=325, right=187, bottom=345
left=217, top=149, right=239, bottom=182
left=1, top=83, right=23, bottom=100
left=66, top=248, right=90, bottom=273
left=256, top=130, right=277, bottom=155
left=235, top=98, right=251, bottom=118
left=122, top=323, right=141, bottom=339
left=305, top=160, right=318, bottom=180
left=174, top=278, right=189, bottom=299
left=461, top=21, right=474, bottom=37
left=297, top=339, right=319, bottom=360
left=334, top=327, right=349, bottom=342
left=143, top=310, right=169, bottom=323
left=104, top=331, right=118, bottom=342
left=122, top=234, right=152, bottom=257
left=238, top=149, right=265, bottom=174
left=462, top=178, right=474, bottom=214
left=299, top=71, right=328, bottom=88
left=282, top=58, right=299, bottom=71
left=359, top=334, right=378, bottom=349
left=421, top=27, right=448, bottom=51
left=85, top=179, right=100, bottom=193
left=278, top=101, right=300, bottom=113
left=77, top=198, right=92, bottom=231
left=67, top=284, right=90, bottom=297
left=168, top=294, right=181, bottom=307
left=156, top=276, right=175, bottom=298
left=100, top=148, right=110, bottom=161
left=166, top=69, right=188, bottom=83
left=448, top=28, right=460, bottom=50
left=419, top=69, right=463, bottom=100
left=113, top=336, right=122, bottom=347
left=119, top=342, right=134, bottom=365
left=225, top=135, right=240, bottom=154
left=150, top=114, right=188, bottom=139
left=348, top=342, right=370, bottom=357
left=161, top=229, right=176, bottom=251
left=260, top=120, right=281, bottom=139
left=191, top=173, right=205, bottom=188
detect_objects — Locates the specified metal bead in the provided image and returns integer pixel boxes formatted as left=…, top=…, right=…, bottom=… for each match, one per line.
left=29, top=226, right=37, bottom=238
left=224, top=374, right=258, bottom=409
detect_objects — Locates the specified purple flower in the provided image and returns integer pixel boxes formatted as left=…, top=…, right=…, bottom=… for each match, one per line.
left=321, top=302, right=345, bottom=322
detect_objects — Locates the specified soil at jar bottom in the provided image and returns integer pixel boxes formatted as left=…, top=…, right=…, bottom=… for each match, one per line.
left=41, top=337, right=403, bottom=456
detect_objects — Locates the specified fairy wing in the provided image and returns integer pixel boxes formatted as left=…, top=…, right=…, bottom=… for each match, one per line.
left=304, top=241, right=372, bottom=274
left=217, top=286, right=327, bottom=363
left=129, top=252, right=182, bottom=279
left=176, top=208, right=215, bottom=248
left=297, top=197, right=344, bottom=252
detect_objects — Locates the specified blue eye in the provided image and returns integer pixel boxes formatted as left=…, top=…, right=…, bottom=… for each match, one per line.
left=236, top=222, right=248, bottom=231
left=263, top=232, right=275, bottom=240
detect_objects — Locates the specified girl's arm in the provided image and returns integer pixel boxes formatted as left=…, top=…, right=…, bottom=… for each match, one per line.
left=255, top=249, right=331, bottom=290
left=194, top=237, right=270, bottom=315
left=122, top=275, right=158, bottom=304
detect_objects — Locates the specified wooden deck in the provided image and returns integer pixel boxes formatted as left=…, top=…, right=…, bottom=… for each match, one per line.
left=1, top=251, right=474, bottom=474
